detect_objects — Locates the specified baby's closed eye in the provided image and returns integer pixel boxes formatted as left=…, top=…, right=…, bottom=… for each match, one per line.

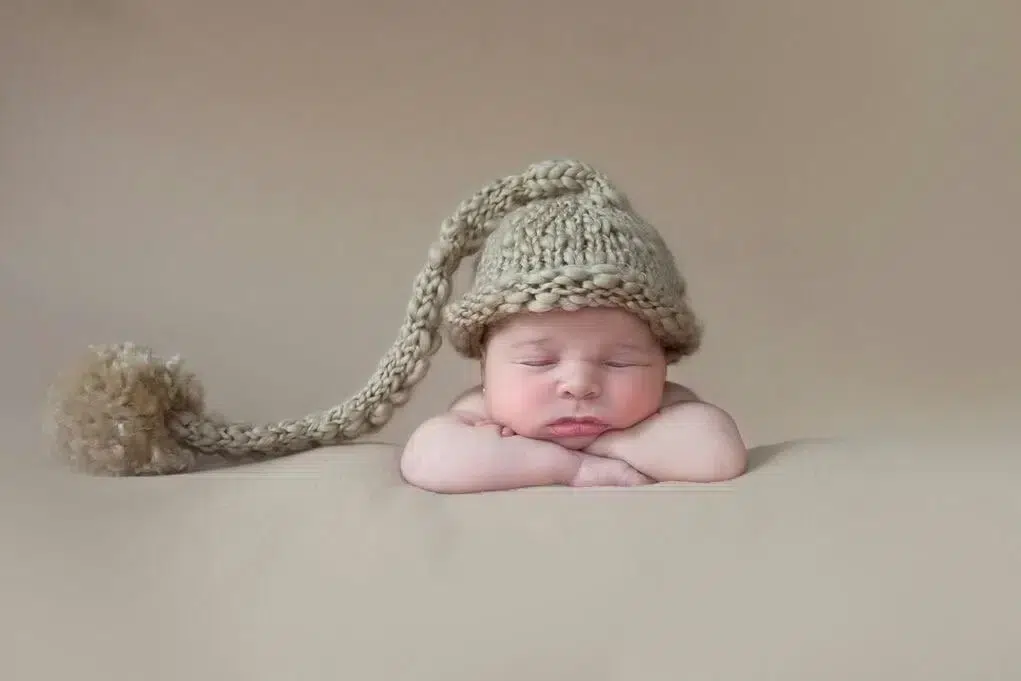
left=515, top=358, right=649, bottom=368
left=518, top=359, right=557, bottom=367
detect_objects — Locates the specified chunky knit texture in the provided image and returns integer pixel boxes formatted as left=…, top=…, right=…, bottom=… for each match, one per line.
left=44, top=159, right=702, bottom=476
left=445, top=192, right=701, bottom=362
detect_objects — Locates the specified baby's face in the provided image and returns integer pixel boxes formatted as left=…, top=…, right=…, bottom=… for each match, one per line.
left=481, top=307, right=668, bottom=449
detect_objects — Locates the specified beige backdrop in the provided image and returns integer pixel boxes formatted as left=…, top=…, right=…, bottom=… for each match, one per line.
left=2, top=1, right=1019, bottom=474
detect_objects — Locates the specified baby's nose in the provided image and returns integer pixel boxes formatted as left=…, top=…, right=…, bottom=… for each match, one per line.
left=559, top=370, right=601, bottom=399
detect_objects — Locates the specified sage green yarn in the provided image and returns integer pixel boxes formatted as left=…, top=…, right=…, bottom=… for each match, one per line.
left=444, top=179, right=702, bottom=363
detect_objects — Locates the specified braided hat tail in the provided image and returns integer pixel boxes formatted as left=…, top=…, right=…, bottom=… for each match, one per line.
left=44, top=160, right=621, bottom=475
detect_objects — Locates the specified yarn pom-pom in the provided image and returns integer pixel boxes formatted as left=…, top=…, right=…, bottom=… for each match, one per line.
left=45, top=342, right=206, bottom=476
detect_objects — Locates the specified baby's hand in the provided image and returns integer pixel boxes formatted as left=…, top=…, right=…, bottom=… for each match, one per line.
left=452, top=410, right=516, bottom=437
left=570, top=455, right=654, bottom=488
left=473, top=418, right=516, bottom=437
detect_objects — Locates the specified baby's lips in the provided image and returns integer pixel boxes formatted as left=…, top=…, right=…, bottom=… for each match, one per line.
left=547, top=421, right=610, bottom=437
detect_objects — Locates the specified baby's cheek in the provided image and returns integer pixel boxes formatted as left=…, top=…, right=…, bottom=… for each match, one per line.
left=612, top=379, right=663, bottom=422
left=488, top=391, right=541, bottom=429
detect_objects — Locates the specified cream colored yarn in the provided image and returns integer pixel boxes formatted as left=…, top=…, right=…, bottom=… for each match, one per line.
left=44, top=159, right=702, bottom=476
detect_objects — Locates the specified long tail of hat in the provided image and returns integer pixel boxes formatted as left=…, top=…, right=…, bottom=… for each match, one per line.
left=44, top=159, right=631, bottom=475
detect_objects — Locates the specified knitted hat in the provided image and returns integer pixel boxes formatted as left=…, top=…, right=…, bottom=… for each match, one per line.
left=44, top=159, right=702, bottom=476
left=444, top=188, right=701, bottom=363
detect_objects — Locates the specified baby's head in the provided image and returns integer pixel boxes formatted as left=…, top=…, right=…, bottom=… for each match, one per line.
left=442, top=166, right=702, bottom=448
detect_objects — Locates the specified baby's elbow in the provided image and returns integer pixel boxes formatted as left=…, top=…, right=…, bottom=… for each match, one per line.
left=703, top=441, right=748, bottom=482
left=399, top=415, right=479, bottom=493
left=687, top=403, right=749, bottom=482
left=400, top=447, right=450, bottom=493
left=398, top=445, right=430, bottom=490
left=679, top=443, right=746, bottom=483
left=399, top=417, right=451, bottom=492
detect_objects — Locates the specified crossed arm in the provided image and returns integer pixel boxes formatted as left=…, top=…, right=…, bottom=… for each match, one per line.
left=399, top=411, right=585, bottom=493
left=582, top=398, right=748, bottom=482
left=398, top=382, right=748, bottom=494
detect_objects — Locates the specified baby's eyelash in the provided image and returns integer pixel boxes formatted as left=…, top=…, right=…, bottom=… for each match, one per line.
left=516, top=359, right=647, bottom=368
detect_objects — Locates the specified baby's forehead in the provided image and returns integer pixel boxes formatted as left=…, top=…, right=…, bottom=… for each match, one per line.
left=488, top=308, right=659, bottom=347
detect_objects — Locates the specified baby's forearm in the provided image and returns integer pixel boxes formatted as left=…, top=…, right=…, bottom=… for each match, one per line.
left=400, top=414, right=583, bottom=493
left=585, top=402, right=748, bottom=483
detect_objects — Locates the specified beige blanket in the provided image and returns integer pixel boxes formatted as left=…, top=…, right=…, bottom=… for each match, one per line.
left=4, top=433, right=1018, bottom=680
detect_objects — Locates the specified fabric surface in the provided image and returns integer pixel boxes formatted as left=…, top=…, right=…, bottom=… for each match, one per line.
left=4, top=433, right=1019, bottom=680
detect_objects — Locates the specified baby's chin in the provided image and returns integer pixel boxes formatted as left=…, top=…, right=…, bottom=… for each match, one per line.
left=546, top=433, right=604, bottom=450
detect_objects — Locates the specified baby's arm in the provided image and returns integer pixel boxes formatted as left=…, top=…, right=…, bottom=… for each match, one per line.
left=399, top=410, right=584, bottom=493
left=399, top=388, right=653, bottom=493
left=585, top=399, right=748, bottom=483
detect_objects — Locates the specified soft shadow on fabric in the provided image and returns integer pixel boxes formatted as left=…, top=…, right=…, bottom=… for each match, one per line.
left=745, top=437, right=842, bottom=473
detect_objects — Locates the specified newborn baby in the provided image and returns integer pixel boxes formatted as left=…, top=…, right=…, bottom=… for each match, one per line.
left=400, top=307, right=748, bottom=493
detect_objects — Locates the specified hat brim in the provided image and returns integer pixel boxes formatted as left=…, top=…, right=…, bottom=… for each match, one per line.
left=442, top=265, right=702, bottom=363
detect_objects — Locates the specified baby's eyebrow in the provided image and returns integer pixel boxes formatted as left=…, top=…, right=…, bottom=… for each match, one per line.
left=608, top=341, right=655, bottom=352
left=508, top=338, right=653, bottom=353
left=509, top=337, right=553, bottom=349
